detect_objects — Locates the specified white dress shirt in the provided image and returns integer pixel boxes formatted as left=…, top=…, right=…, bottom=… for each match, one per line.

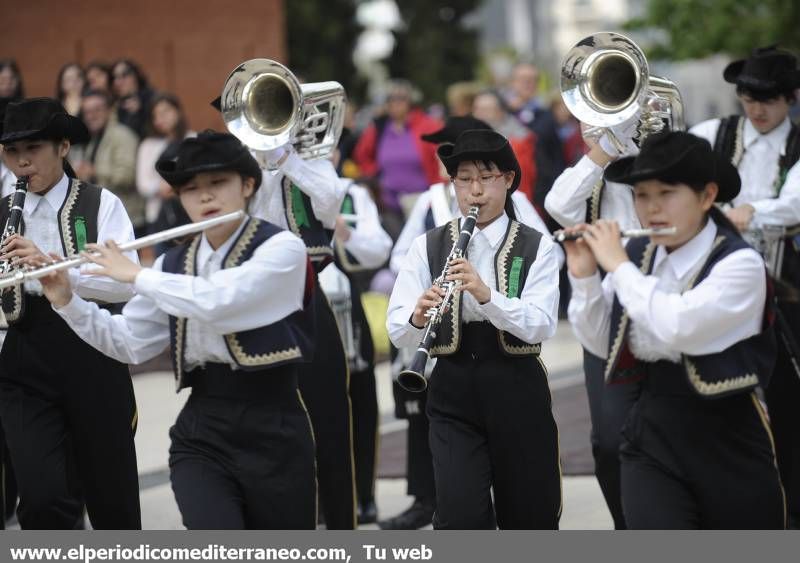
left=20, top=173, right=137, bottom=301
left=388, top=213, right=560, bottom=349
left=53, top=220, right=308, bottom=370
left=339, top=182, right=392, bottom=269
left=250, top=151, right=344, bottom=230
left=390, top=182, right=561, bottom=273
left=545, top=155, right=641, bottom=231
left=0, top=162, right=16, bottom=198
left=691, top=117, right=800, bottom=226
left=568, top=219, right=767, bottom=361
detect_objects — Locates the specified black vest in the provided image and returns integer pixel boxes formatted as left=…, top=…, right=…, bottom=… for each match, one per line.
left=161, top=217, right=316, bottom=391
left=604, top=225, right=776, bottom=398
left=425, top=217, right=543, bottom=357
left=281, top=176, right=334, bottom=273
left=585, top=178, right=605, bottom=224
left=0, top=178, right=102, bottom=327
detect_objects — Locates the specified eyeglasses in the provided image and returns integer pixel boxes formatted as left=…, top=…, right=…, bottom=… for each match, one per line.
left=113, top=69, right=132, bottom=80
left=452, top=173, right=505, bottom=188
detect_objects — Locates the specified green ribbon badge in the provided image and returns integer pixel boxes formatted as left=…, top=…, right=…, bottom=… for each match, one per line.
left=290, top=184, right=310, bottom=229
left=74, top=216, right=88, bottom=252
left=507, top=256, right=524, bottom=298
left=340, top=195, right=356, bottom=226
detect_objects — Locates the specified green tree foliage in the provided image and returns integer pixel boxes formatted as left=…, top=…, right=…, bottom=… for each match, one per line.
left=626, top=0, right=800, bottom=59
left=286, top=0, right=365, bottom=100
left=387, top=1, right=482, bottom=104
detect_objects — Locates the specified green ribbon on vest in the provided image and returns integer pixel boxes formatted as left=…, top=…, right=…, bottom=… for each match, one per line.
left=290, top=184, right=310, bottom=229
left=74, top=216, right=87, bottom=252
left=507, top=256, right=524, bottom=298
left=340, top=194, right=356, bottom=226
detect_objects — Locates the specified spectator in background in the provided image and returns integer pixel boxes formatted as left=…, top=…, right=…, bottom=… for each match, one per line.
left=86, top=61, right=112, bottom=95
left=0, top=59, right=24, bottom=99
left=56, top=63, right=86, bottom=117
left=550, top=95, right=586, bottom=167
left=472, top=90, right=537, bottom=201
left=504, top=62, right=565, bottom=226
left=111, top=59, right=153, bottom=138
left=445, top=81, right=482, bottom=118
left=70, top=90, right=143, bottom=230
left=136, top=93, right=193, bottom=243
left=353, top=79, right=442, bottom=239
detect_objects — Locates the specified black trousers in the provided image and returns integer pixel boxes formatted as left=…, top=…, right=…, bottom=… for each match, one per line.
left=765, top=301, right=800, bottom=527
left=426, top=324, right=561, bottom=530
left=298, top=288, right=356, bottom=529
left=620, top=361, right=785, bottom=529
left=583, top=350, right=640, bottom=529
left=169, top=364, right=316, bottom=529
left=0, top=296, right=140, bottom=530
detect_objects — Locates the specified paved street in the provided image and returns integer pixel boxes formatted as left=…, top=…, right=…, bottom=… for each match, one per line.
left=132, top=321, right=614, bottom=530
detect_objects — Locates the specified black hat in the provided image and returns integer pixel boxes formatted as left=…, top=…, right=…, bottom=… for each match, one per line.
left=723, top=46, right=800, bottom=93
left=421, top=116, right=491, bottom=144
left=0, top=97, right=89, bottom=144
left=604, top=131, right=740, bottom=203
left=437, top=129, right=521, bottom=193
left=155, top=130, right=262, bottom=188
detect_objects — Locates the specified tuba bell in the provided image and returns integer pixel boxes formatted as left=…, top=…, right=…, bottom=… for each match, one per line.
left=220, top=58, right=346, bottom=163
left=560, top=32, right=685, bottom=151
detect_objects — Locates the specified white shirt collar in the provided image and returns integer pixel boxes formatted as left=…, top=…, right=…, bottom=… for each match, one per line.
left=743, top=116, right=791, bottom=155
left=651, top=218, right=718, bottom=280
left=459, top=212, right=509, bottom=249
left=196, top=216, right=249, bottom=268
left=24, top=173, right=69, bottom=216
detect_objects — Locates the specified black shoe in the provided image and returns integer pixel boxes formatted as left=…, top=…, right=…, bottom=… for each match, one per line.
left=357, top=500, right=378, bottom=525
left=377, top=497, right=435, bottom=530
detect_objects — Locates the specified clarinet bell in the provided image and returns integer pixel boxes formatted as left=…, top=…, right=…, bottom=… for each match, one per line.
left=397, top=349, right=430, bottom=393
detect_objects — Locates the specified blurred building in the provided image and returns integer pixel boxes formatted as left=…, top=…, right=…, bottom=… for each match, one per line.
left=0, top=0, right=285, bottom=131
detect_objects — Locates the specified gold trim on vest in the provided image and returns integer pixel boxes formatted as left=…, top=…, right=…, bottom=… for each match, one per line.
left=59, top=179, right=82, bottom=257
left=430, top=218, right=462, bottom=356
left=588, top=179, right=604, bottom=224
left=282, top=177, right=334, bottom=262
left=174, top=235, right=201, bottom=390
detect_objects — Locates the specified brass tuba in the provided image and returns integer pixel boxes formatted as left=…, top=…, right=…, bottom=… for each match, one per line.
left=560, top=32, right=684, bottom=151
left=220, top=58, right=346, bottom=163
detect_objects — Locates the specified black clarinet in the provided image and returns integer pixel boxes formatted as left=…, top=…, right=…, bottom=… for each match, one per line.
left=0, top=176, right=29, bottom=275
left=397, top=205, right=480, bottom=392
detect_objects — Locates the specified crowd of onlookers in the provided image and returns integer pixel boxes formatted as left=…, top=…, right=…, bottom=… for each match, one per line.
left=0, top=57, right=586, bottom=265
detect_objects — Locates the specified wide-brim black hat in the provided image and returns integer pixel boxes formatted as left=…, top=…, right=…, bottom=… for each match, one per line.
left=0, top=97, right=89, bottom=144
left=156, top=130, right=262, bottom=188
left=605, top=131, right=740, bottom=203
left=723, top=46, right=800, bottom=93
left=421, top=116, right=491, bottom=145
left=437, top=129, right=521, bottom=193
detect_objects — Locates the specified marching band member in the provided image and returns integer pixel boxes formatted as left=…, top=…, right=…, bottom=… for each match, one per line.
left=212, top=94, right=356, bottom=529
left=566, top=131, right=784, bottom=529
left=383, top=116, right=560, bottom=530
left=323, top=176, right=392, bottom=524
left=689, top=47, right=800, bottom=528
left=387, top=129, right=562, bottom=529
left=543, top=117, right=642, bottom=529
left=37, top=131, right=318, bottom=529
left=0, top=98, right=140, bottom=529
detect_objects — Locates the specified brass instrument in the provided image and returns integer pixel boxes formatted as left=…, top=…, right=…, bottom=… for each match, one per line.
left=743, top=225, right=786, bottom=280
left=318, top=263, right=368, bottom=373
left=553, top=226, right=677, bottom=242
left=560, top=32, right=685, bottom=152
left=0, top=211, right=246, bottom=290
left=220, top=58, right=346, bottom=164
left=0, top=176, right=29, bottom=275
left=397, top=205, right=480, bottom=393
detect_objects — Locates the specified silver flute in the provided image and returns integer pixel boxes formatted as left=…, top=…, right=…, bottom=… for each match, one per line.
left=553, top=226, right=677, bottom=242
left=0, top=210, right=246, bottom=290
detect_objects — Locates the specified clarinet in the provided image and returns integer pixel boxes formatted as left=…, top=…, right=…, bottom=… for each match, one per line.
left=0, top=176, right=29, bottom=276
left=397, top=205, right=480, bottom=393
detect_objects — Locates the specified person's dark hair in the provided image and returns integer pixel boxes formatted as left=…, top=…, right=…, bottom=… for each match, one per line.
left=0, top=59, right=25, bottom=99
left=55, top=63, right=85, bottom=102
left=82, top=89, right=113, bottom=108
left=146, top=92, right=188, bottom=139
left=86, top=60, right=112, bottom=89
left=111, top=59, right=149, bottom=92
left=736, top=84, right=797, bottom=104
left=476, top=89, right=513, bottom=115
left=454, top=158, right=518, bottom=221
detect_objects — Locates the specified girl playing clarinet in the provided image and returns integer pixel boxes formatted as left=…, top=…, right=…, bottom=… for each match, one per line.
left=37, top=131, right=318, bottom=529
left=387, top=129, right=562, bottom=529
